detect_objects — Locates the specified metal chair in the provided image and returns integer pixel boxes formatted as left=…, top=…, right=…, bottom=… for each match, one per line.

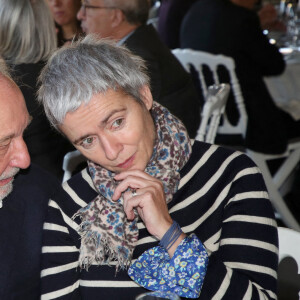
left=172, top=48, right=300, bottom=231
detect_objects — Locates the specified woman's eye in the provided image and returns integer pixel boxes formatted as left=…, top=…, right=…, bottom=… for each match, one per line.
left=81, top=137, right=94, bottom=149
left=112, top=118, right=124, bottom=129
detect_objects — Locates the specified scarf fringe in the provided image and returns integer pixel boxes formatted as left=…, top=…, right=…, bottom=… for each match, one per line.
left=74, top=212, right=132, bottom=271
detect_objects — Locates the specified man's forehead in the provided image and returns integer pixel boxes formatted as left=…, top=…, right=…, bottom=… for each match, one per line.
left=0, top=74, right=20, bottom=97
left=0, top=77, right=28, bottom=117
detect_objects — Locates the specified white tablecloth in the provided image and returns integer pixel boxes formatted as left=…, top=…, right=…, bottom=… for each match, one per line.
left=264, top=51, right=300, bottom=120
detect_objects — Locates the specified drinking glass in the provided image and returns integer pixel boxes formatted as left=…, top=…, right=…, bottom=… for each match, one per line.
left=135, top=291, right=181, bottom=300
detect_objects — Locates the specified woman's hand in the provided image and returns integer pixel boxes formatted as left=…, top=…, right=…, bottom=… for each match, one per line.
left=112, top=170, right=173, bottom=240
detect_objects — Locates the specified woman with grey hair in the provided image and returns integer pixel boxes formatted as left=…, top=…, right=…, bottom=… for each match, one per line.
left=38, top=35, right=278, bottom=299
left=0, top=0, right=72, bottom=179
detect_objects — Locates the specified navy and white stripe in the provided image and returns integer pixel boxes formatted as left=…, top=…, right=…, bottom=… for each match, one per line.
left=41, top=141, right=278, bottom=300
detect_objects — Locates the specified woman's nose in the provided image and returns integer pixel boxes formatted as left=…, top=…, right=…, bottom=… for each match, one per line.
left=101, top=136, right=123, bottom=161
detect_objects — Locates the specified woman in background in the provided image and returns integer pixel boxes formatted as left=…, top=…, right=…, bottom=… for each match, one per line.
left=47, top=0, right=82, bottom=46
left=0, top=0, right=72, bottom=179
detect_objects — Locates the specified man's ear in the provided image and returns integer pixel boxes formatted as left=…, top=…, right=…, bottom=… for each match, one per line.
left=111, top=8, right=125, bottom=28
left=140, top=85, right=153, bottom=110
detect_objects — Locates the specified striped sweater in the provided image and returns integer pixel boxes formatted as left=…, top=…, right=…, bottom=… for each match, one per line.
left=41, top=141, right=278, bottom=300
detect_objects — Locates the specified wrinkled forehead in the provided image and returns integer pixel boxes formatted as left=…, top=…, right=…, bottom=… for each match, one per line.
left=0, top=76, right=28, bottom=114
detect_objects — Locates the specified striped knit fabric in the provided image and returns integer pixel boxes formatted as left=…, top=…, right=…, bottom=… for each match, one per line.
left=41, top=141, right=278, bottom=300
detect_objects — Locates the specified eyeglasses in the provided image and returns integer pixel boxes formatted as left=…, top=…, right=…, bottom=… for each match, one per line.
left=80, top=2, right=117, bottom=14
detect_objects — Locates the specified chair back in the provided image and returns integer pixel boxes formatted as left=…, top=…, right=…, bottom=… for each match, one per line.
left=197, top=83, right=230, bottom=143
left=172, top=48, right=248, bottom=138
left=62, top=150, right=86, bottom=182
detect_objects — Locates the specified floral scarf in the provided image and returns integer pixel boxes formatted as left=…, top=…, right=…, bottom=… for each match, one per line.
left=73, top=102, right=192, bottom=271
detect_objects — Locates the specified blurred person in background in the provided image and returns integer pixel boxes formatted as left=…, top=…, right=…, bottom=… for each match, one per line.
left=47, top=0, right=83, bottom=46
left=157, top=0, right=285, bottom=50
left=77, top=0, right=201, bottom=138
left=180, top=0, right=299, bottom=155
left=0, top=0, right=73, bottom=179
left=158, top=0, right=197, bottom=49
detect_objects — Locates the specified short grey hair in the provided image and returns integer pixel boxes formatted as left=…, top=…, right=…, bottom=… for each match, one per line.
left=104, top=0, right=150, bottom=25
left=38, top=35, right=150, bottom=128
left=0, top=0, right=57, bottom=64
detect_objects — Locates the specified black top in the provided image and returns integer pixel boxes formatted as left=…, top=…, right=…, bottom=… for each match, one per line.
left=0, top=164, right=60, bottom=299
left=125, top=24, right=201, bottom=138
left=158, top=0, right=198, bottom=49
left=41, top=141, right=278, bottom=299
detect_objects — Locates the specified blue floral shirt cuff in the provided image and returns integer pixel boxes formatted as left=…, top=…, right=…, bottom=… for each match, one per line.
left=128, top=233, right=208, bottom=298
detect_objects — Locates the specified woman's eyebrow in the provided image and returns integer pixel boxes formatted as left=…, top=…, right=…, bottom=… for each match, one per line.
left=100, top=108, right=126, bottom=127
left=73, top=108, right=127, bottom=144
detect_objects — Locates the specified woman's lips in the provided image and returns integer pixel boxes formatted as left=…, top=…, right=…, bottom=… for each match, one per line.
left=117, top=154, right=135, bottom=169
left=54, top=11, right=65, bottom=18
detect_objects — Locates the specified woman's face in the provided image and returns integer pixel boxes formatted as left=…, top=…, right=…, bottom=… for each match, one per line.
left=47, top=0, right=81, bottom=26
left=60, top=87, right=156, bottom=173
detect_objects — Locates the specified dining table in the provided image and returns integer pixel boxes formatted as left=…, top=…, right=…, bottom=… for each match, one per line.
left=264, top=31, right=300, bottom=121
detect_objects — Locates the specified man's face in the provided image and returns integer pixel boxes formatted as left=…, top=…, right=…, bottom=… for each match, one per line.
left=77, top=0, right=116, bottom=37
left=0, top=77, right=31, bottom=202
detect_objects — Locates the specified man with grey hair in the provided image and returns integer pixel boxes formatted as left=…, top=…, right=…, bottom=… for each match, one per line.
left=0, top=60, right=60, bottom=299
left=77, top=0, right=201, bottom=138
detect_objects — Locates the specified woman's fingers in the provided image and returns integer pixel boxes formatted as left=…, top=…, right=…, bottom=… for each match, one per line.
left=113, top=170, right=172, bottom=238
left=123, top=190, right=143, bottom=221
left=112, top=171, right=162, bottom=201
left=123, top=186, right=172, bottom=239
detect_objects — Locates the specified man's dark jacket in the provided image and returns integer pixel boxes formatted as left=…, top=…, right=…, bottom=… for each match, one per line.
left=0, top=164, right=60, bottom=299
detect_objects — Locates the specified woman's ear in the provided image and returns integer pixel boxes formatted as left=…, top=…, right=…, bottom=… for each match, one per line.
left=140, top=85, right=153, bottom=110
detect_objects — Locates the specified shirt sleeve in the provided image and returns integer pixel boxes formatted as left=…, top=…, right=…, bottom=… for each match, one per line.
left=128, top=234, right=209, bottom=298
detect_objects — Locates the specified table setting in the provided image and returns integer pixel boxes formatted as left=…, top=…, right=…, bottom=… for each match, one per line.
left=263, top=0, right=300, bottom=121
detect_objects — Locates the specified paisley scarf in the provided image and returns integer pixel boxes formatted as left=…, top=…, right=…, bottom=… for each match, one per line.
left=73, top=102, right=192, bottom=271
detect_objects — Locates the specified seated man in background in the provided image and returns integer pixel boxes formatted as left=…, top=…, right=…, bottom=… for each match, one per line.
left=77, top=0, right=200, bottom=138
left=0, top=61, right=60, bottom=299
left=180, top=0, right=299, bottom=154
